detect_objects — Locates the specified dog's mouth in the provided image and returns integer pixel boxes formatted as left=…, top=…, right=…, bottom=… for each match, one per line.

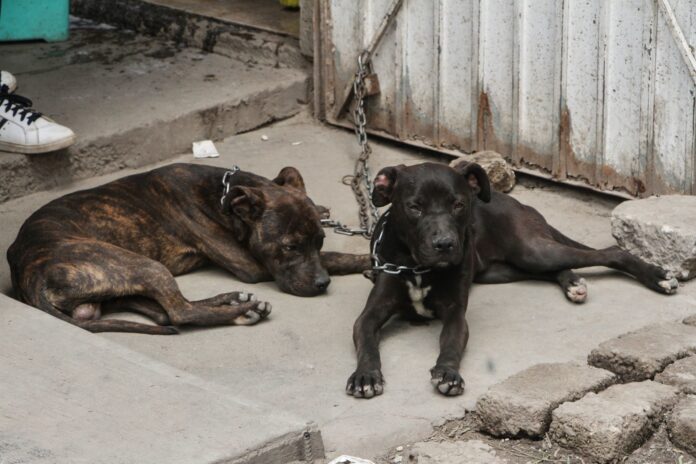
left=411, top=250, right=463, bottom=270
left=276, top=278, right=329, bottom=297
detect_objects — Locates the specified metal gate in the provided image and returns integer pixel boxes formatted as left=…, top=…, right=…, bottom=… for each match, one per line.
left=315, top=0, right=696, bottom=197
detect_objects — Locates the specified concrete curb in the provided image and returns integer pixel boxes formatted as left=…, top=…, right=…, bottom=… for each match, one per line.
left=0, top=293, right=324, bottom=463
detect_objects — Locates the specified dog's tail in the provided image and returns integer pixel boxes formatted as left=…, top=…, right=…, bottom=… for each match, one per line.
left=77, top=319, right=178, bottom=335
left=34, top=293, right=178, bottom=335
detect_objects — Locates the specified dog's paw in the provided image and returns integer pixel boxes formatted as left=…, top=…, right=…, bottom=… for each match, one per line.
left=565, top=277, right=587, bottom=304
left=657, top=272, right=679, bottom=295
left=643, top=266, right=679, bottom=295
left=430, top=366, right=465, bottom=396
left=346, top=369, right=384, bottom=399
left=229, top=291, right=258, bottom=304
left=233, top=301, right=272, bottom=325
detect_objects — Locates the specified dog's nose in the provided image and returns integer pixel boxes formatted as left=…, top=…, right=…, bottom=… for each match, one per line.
left=314, top=275, right=331, bottom=291
left=432, top=236, right=455, bottom=252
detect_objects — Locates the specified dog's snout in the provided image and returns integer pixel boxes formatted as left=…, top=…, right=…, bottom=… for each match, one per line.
left=314, top=274, right=331, bottom=291
left=432, top=235, right=455, bottom=252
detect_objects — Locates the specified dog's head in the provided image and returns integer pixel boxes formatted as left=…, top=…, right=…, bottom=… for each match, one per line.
left=223, top=167, right=330, bottom=296
left=372, top=162, right=490, bottom=269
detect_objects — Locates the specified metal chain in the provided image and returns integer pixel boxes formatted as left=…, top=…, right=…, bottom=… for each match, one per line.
left=324, top=0, right=405, bottom=239
left=323, top=52, right=380, bottom=238
left=350, top=51, right=380, bottom=237
left=219, top=165, right=241, bottom=206
left=370, top=211, right=431, bottom=275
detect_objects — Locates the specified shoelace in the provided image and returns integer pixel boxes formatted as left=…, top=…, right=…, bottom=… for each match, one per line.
left=0, top=91, right=42, bottom=125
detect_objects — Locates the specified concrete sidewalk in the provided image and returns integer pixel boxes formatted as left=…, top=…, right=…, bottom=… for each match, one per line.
left=2, top=117, right=695, bottom=460
left=0, top=293, right=321, bottom=464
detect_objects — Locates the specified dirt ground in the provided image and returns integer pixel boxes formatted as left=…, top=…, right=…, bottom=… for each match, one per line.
left=378, top=413, right=694, bottom=464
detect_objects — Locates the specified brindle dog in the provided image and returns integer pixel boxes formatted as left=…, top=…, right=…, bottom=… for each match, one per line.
left=8, top=163, right=369, bottom=334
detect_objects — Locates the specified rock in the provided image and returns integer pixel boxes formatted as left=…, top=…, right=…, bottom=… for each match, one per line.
left=449, top=151, right=515, bottom=192
left=549, top=381, right=679, bottom=463
left=655, top=355, right=696, bottom=394
left=684, top=314, right=696, bottom=327
left=476, top=362, right=616, bottom=437
left=406, top=440, right=507, bottom=464
left=668, top=395, right=696, bottom=456
left=588, top=322, right=696, bottom=381
left=611, top=195, right=696, bottom=281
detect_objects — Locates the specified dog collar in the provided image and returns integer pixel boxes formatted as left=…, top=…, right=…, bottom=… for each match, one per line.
left=220, top=165, right=241, bottom=206
left=371, top=210, right=431, bottom=276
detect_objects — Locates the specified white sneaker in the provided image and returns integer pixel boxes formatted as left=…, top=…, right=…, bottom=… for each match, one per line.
left=0, top=93, right=76, bottom=154
left=1, top=71, right=17, bottom=94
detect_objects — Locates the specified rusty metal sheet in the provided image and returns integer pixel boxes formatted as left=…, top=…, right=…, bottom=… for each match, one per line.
left=319, top=0, right=696, bottom=197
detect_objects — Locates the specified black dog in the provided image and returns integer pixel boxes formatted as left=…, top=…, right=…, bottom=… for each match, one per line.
left=347, top=162, right=678, bottom=398
left=8, top=163, right=369, bottom=334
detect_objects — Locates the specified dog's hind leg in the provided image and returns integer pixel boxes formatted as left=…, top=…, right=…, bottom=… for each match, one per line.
left=508, top=239, right=678, bottom=295
left=475, top=263, right=587, bottom=303
left=34, top=241, right=271, bottom=333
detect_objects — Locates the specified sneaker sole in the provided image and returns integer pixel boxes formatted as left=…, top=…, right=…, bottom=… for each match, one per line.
left=0, top=134, right=76, bottom=154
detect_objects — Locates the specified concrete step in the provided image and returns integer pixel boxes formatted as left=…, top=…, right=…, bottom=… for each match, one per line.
left=0, top=293, right=323, bottom=464
left=72, top=0, right=306, bottom=68
left=0, top=19, right=308, bottom=204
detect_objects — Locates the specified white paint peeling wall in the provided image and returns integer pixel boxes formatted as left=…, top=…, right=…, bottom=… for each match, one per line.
left=321, top=0, right=696, bottom=196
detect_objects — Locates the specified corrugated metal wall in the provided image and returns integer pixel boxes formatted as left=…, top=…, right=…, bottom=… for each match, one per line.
left=316, top=0, right=696, bottom=197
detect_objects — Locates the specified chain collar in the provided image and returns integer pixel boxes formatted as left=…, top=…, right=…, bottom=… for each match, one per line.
left=371, top=211, right=431, bottom=276
left=220, top=165, right=241, bottom=206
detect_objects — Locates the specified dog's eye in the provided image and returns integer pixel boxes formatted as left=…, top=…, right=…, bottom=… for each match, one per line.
left=283, top=244, right=298, bottom=252
left=453, top=200, right=466, bottom=210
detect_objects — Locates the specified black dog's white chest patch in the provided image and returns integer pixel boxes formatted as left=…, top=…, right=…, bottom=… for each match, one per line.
left=405, top=275, right=435, bottom=319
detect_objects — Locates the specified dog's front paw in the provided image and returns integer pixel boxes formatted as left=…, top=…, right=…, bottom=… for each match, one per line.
left=346, top=369, right=384, bottom=399
left=430, top=365, right=465, bottom=396
left=232, top=301, right=272, bottom=325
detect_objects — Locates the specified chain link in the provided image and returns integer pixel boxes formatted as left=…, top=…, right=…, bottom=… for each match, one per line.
left=370, top=211, right=431, bottom=276
left=346, top=52, right=380, bottom=238
left=325, top=0, right=406, bottom=239
left=219, top=165, right=241, bottom=206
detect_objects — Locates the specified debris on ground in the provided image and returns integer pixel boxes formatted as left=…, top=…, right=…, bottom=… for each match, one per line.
left=192, top=140, right=219, bottom=158
left=328, top=455, right=376, bottom=464
left=449, top=151, right=516, bottom=193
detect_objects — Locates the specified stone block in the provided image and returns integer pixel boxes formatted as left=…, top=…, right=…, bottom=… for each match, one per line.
left=588, top=322, right=696, bottom=381
left=684, top=314, right=696, bottom=327
left=549, top=381, right=679, bottom=463
left=655, top=355, right=696, bottom=394
left=668, top=395, right=696, bottom=456
left=476, top=362, right=616, bottom=437
left=450, top=151, right=516, bottom=193
left=612, top=195, right=696, bottom=281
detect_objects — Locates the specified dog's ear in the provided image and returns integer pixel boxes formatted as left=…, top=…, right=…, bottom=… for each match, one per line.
left=224, top=186, right=266, bottom=222
left=273, top=166, right=306, bottom=192
left=372, top=165, right=405, bottom=207
left=455, top=162, right=491, bottom=203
